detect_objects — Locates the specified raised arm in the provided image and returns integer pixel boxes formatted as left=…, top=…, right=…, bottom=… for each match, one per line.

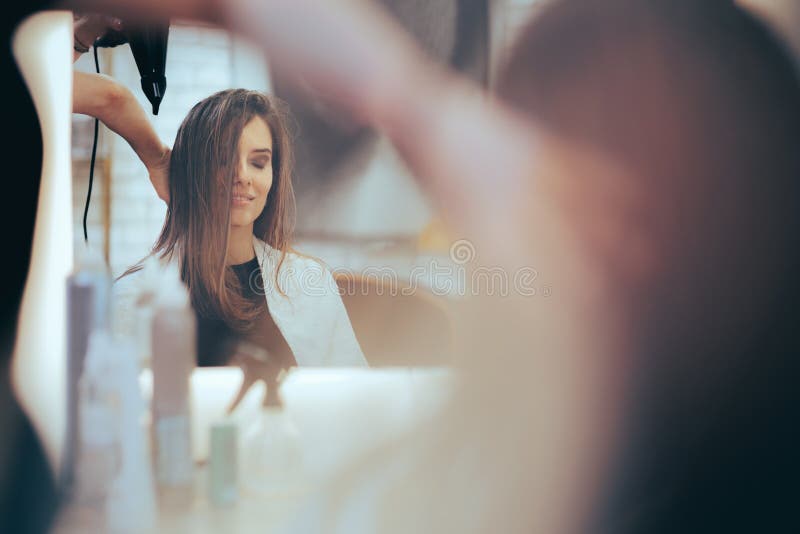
left=66, top=0, right=539, bottom=254
left=72, top=70, right=170, bottom=202
left=219, top=0, right=543, bottom=263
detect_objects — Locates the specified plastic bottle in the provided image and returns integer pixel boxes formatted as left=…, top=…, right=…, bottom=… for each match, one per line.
left=209, top=419, right=238, bottom=507
left=63, top=244, right=111, bottom=494
left=151, top=263, right=196, bottom=507
left=75, top=330, right=119, bottom=509
left=105, top=332, right=157, bottom=532
left=241, top=378, right=304, bottom=497
left=75, top=328, right=157, bottom=532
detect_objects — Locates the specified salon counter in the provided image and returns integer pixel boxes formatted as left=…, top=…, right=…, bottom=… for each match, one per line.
left=53, top=466, right=305, bottom=534
left=52, top=366, right=453, bottom=533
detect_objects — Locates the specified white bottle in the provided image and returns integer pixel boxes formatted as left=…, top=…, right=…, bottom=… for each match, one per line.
left=64, top=243, right=111, bottom=493
left=151, top=264, right=195, bottom=506
left=105, top=333, right=157, bottom=532
left=241, top=380, right=304, bottom=497
left=75, top=330, right=120, bottom=508
left=76, top=329, right=157, bottom=532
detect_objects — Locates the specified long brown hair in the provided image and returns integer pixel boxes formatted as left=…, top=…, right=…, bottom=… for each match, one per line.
left=124, top=89, right=296, bottom=330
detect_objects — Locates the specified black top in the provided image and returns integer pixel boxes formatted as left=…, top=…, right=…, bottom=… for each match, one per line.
left=195, top=257, right=296, bottom=369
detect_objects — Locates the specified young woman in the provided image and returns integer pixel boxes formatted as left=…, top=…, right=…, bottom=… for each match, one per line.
left=114, top=89, right=365, bottom=369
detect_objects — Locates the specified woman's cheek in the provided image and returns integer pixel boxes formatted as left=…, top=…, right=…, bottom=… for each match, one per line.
left=257, top=175, right=272, bottom=215
left=263, top=173, right=273, bottom=197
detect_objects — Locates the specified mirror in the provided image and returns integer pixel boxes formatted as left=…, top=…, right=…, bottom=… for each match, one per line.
left=71, top=5, right=491, bottom=374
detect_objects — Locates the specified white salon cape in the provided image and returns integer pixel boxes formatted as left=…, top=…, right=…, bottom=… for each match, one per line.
left=112, top=236, right=366, bottom=367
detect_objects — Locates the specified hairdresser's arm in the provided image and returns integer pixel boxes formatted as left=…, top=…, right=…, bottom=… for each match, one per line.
left=221, top=0, right=541, bottom=261
left=378, top=72, right=542, bottom=260
left=73, top=71, right=170, bottom=202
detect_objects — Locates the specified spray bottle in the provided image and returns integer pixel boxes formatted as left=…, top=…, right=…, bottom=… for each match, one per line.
left=241, top=372, right=303, bottom=497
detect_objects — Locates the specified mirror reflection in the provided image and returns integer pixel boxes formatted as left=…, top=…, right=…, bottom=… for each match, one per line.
left=71, top=14, right=488, bottom=375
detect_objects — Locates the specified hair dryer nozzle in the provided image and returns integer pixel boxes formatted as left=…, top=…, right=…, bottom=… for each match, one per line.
left=141, top=75, right=166, bottom=115
left=126, top=21, right=169, bottom=116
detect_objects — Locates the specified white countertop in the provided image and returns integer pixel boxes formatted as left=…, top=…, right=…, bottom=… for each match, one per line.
left=54, top=367, right=454, bottom=533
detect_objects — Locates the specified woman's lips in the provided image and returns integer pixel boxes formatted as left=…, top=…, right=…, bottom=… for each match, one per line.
left=232, top=195, right=254, bottom=207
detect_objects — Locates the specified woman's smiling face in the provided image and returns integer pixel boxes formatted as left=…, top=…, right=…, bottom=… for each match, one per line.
left=230, top=116, right=273, bottom=228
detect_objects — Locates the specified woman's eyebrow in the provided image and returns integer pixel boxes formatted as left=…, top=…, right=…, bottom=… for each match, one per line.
left=250, top=148, right=272, bottom=155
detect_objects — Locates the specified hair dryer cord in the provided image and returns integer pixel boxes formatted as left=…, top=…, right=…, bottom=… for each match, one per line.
left=82, top=45, right=100, bottom=244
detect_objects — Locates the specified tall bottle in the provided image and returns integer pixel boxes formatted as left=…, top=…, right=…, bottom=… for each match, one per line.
left=76, top=329, right=157, bottom=532
left=63, top=244, right=111, bottom=495
left=151, top=264, right=196, bottom=506
left=75, top=330, right=120, bottom=510
left=105, top=330, right=157, bottom=533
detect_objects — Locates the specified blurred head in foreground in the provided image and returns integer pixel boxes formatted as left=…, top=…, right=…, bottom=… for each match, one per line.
left=490, top=0, right=800, bottom=532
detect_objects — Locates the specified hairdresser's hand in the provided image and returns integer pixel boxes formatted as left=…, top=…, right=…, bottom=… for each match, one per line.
left=146, top=145, right=171, bottom=203
left=72, top=13, right=122, bottom=61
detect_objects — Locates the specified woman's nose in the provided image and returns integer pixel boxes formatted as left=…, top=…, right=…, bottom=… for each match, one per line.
left=235, top=164, right=252, bottom=186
